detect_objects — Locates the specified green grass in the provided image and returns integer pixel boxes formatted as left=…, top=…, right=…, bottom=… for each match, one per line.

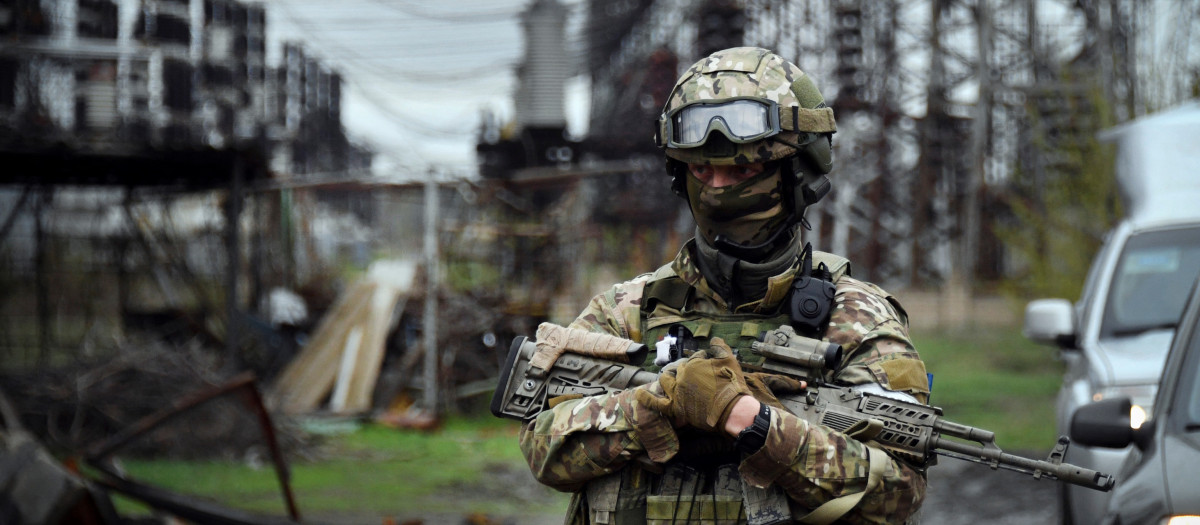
left=914, top=326, right=1064, bottom=452
left=109, top=326, right=1064, bottom=519
left=116, top=416, right=569, bottom=520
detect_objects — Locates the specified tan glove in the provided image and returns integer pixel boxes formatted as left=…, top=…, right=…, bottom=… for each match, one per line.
left=634, top=337, right=752, bottom=433
left=744, top=372, right=806, bottom=411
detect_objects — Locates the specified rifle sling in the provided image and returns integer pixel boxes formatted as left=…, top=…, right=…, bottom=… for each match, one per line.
left=797, top=444, right=887, bottom=525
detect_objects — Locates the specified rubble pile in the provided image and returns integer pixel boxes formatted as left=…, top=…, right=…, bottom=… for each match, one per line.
left=0, top=280, right=547, bottom=460
left=0, top=338, right=309, bottom=460
left=376, top=288, right=542, bottom=414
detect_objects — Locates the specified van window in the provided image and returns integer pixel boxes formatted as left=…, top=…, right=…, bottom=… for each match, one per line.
left=1175, top=310, right=1200, bottom=427
left=1101, top=226, right=1200, bottom=338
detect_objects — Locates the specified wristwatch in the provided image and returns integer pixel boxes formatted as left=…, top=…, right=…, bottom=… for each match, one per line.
left=735, top=402, right=772, bottom=455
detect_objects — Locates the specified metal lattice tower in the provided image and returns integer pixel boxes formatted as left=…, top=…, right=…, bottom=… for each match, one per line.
left=583, top=0, right=1199, bottom=288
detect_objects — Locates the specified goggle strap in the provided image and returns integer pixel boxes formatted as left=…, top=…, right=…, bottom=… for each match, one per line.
left=781, top=106, right=837, bottom=134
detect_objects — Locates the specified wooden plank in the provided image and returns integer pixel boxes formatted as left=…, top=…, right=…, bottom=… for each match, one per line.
left=329, top=326, right=364, bottom=413
left=338, top=260, right=418, bottom=414
left=269, top=280, right=375, bottom=413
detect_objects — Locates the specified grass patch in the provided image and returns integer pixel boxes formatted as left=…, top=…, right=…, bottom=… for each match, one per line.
left=109, top=326, right=1064, bottom=519
left=116, top=416, right=569, bottom=520
left=914, top=326, right=1064, bottom=452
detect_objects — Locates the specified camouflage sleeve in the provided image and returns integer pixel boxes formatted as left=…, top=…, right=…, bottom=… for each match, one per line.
left=518, top=387, right=679, bottom=492
left=731, top=276, right=927, bottom=522
left=825, top=277, right=930, bottom=404
left=739, top=409, right=927, bottom=524
left=565, top=274, right=653, bottom=341
left=520, top=275, right=668, bottom=492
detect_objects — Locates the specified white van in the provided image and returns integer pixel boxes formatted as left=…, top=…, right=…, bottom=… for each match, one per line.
left=1023, top=102, right=1200, bottom=525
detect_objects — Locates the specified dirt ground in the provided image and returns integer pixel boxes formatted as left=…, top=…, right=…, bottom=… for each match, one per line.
left=314, top=451, right=1063, bottom=525
left=920, top=452, right=1060, bottom=524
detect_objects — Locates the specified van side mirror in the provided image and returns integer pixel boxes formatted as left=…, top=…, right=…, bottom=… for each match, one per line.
left=1024, top=299, right=1076, bottom=348
left=1070, top=397, right=1156, bottom=450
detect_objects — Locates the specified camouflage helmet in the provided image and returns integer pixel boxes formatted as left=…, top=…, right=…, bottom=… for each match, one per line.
left=655, top=47, right=836, bottom=171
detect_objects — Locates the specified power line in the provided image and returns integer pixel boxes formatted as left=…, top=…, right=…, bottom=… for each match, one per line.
left=263, top=0, right=589, bottom=172
left=364, top=0, right=524, bottom=23
left=268, top=3, right=477, bottom=165
left=266, top=6, right=525, bottom=79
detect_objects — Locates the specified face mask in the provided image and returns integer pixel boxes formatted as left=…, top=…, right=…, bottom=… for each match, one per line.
left=685, top=165, right=789, bottom=248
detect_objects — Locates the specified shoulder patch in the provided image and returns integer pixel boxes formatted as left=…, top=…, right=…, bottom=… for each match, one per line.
left=869, top=355, right=930, bottom=398
left=812, top=250, right=852, bottom=281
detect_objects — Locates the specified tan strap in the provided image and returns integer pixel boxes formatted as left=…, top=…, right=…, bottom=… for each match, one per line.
left=798, top=445, right=887, bottom=525
left=781, top=106, right=837, bottom=134
left=810, top=250, right=852, bottom=281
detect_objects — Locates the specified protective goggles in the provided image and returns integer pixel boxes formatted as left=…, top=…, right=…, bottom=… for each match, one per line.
left=655, top=97, right=837, bottom=149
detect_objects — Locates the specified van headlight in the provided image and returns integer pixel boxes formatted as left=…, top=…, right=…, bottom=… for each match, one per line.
left=1129, top=404, right=1148, bottom=429
left=1162, top=516, right=1200, bottom=525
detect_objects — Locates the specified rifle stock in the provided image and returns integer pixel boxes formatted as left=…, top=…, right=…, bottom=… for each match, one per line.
left=490, top=331, right=657, bottom=421
left=491, top=323, right=1115, bottom=492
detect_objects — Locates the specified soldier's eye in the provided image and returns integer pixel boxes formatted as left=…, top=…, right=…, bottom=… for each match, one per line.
left=735, top=163, right=764, bottom=179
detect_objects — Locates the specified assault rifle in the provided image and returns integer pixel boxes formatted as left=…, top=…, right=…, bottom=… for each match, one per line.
left=491, top=323, right=1115, bottom=492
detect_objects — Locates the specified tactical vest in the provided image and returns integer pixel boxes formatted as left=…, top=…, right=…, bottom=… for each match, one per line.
left=577, top=251, right=855, bottom=525
left=640, top=251, right=850, bottom=366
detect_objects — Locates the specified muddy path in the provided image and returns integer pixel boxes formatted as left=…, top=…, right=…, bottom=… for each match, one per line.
left=317, top=452, right=1064, bottom=525
left=920, top=451, right=1060, bottom=524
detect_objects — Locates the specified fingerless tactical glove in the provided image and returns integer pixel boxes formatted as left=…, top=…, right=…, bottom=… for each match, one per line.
left=744, top=372, right=806, bottom=411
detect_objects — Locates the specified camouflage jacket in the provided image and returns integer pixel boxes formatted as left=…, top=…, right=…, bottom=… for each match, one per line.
left=519, top=240, right=929, bottom=524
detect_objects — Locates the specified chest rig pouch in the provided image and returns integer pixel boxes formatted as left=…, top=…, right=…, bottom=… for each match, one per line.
left=583, top=453, right=793, bottom=525
left=638, top=247, right=849, bottom=368
left=638, top=263, right=789, bottom=360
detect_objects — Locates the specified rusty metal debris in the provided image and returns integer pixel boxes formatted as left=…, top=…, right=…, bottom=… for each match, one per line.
left=1, top=373, right=307, bottom=525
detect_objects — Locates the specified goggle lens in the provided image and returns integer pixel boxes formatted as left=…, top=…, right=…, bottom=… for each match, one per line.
left=671, top=99, right=774, bottom=146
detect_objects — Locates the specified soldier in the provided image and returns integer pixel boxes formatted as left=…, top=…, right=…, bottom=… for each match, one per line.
left=519, top=47, right=930, bottom=524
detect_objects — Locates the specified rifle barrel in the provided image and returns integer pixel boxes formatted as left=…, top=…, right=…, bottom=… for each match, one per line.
left=931, top=436, right=1115, bottom=491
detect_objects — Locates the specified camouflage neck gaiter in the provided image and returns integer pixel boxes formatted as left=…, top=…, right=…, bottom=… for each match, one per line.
left=694, top=226, right=800, bottom=307
left=685, top=165, right=790, bottom=250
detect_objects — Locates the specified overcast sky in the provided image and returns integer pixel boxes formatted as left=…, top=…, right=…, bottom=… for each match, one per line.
left=260, top=0, right=1196, bottom=182
left=262, top=0, right=589, bottom=180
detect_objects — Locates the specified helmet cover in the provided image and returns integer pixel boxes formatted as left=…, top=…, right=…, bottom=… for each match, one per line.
left=659, top=47, right=835, bottom=171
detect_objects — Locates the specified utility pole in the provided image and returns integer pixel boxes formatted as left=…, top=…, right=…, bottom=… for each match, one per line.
left=422, top=169, right=440, bottom=415
left=915, top=0, right=946, bottom=288
left=225, top=156, right=244, bottom=367
left=962, top=0, right=992, bottom=297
